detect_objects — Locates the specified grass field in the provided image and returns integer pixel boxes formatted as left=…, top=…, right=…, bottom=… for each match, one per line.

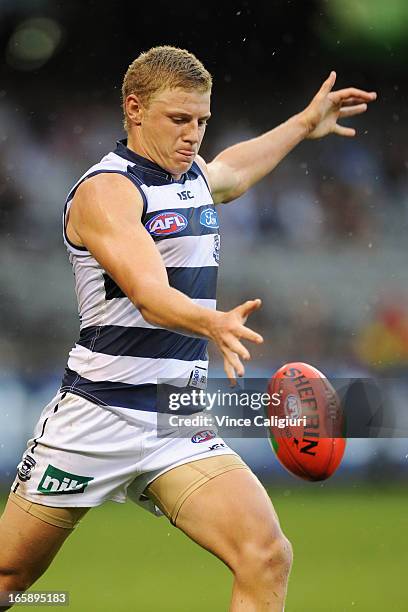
left=0, top=484, right=406, bottom=611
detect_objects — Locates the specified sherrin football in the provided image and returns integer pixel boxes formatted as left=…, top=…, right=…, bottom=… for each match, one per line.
left=267, top=362, right=346, bottom=481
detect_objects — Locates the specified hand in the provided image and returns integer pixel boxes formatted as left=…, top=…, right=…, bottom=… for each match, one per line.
left=300, top=71, right=377, bottom=140
left=209, top=299, right=264, bottom=385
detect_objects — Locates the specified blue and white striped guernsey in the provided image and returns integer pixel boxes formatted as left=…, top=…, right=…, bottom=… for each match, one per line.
left=60, top=139, right=220, bottom=411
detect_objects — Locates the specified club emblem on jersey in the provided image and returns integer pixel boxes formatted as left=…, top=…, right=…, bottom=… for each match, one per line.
left=17, top=454, right=37, bottom=482
left=213, top=234, right=220, bottom=263
left=200, top=208, right=219, bottom=229
left=146, top=212, right=188, bottom=236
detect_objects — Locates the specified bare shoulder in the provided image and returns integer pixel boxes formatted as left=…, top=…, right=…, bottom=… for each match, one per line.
left=67, top=173, right=144, bottom=246
left=195, top=154, right=226, bottom=203
left=72, top=172, right=144, bottom=222
left=75, top=172, right=141, bottom=205
left=195, top=154, right=211, bottom=184
left=196, top=154, right=238, bottom=204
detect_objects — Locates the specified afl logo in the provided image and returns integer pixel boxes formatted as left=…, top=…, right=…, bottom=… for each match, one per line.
left=285, top=395, right=301, bottom=418
left=191, top=430, right=217, bottom=444
left=146, top=212, right=188, bottom=236
left=200, top=208, right=219, bottom=229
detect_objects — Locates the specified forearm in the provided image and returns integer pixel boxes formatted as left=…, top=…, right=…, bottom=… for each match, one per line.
left=131, top=281, right=218, bottom=339
left=214, top=112, right=309, bottom=199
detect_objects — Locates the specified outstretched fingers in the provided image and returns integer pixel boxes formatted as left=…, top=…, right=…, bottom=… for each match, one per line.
left=340, top=97, right=371, bottom=107
left=224, top=334, right=251, bottom=362
left=217, top=298, right=264, bottom=383
left=333, top=89, right=376, bottom=138
left=329, top=88, right=377, bottom=105
left=234, top=298, right=263, bottom=323
left=318, top=71, right=337, bottom=96
left=333, top=124, right=356, bottom=137
left=239, top=324, right=263, bottom=344
left=339, top=103, right=367, bottom=118
left=221, top=326, right=264, bottom=383
left=223, top=350, right=244, bottom=386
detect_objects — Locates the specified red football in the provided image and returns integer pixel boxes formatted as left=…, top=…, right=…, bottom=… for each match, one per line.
left=267, top=362, right=346, bottom=481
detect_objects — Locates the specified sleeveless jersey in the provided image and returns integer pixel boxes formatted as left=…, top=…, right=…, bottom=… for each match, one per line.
left=60, top=139, right=220, bottom=411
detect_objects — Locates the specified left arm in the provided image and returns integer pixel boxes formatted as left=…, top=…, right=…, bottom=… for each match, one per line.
left=201, top=72, right=377, bottom=204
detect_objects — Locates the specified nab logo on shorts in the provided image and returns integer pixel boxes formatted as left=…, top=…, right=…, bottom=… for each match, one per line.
left=200, top=208, right=219, bottom=229
left=191, top=430, right=217, bottom=444
left=146, top=212, right=188, bottom=236
left=37, top=464, right=94, bottom=495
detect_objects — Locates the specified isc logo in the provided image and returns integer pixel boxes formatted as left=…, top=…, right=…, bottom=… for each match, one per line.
left=177, top=190, right=194, bottom=200
left=146, top=212, right=188, bottom=236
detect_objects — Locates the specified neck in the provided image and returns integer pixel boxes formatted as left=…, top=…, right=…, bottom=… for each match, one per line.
left=126, top=132, right=151, bottom=162
left=125, top=132, right=182, bottom=180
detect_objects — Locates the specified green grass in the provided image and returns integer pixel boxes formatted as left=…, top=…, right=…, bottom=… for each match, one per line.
left=0, top=485, right=406, bottom=611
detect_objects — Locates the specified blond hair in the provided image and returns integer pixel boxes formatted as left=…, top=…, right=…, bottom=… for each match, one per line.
left=122, top=45, right=212, bottom=130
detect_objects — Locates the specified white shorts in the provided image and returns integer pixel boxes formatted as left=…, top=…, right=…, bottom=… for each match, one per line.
left=11, top=391, right=237, bottom=516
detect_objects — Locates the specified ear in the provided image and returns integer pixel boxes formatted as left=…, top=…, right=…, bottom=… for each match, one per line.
left=125, top=94, right=144, bottom=127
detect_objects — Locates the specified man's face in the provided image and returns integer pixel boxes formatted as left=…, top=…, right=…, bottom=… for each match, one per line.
left=137, top=87, right=211, bottom=178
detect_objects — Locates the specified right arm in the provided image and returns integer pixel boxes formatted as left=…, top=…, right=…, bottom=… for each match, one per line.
left=67, top=173, right=263, bottom=383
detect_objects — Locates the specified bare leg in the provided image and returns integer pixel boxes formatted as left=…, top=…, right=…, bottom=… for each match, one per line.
left=150, top=466, right=292, bottom=611
left=0, top=497, right=88, bottom=610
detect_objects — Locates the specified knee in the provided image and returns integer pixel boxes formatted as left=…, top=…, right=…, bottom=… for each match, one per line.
left=0, top=566, right=32, bottom=595
left=0, top=571, right=30, bottom=610
left=234, top=534, right=293, bottom=585
left=267, top=535, right=293, bottom=579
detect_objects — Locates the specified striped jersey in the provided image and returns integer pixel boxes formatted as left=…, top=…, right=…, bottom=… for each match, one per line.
left=60, top=139, right=220, bottom=411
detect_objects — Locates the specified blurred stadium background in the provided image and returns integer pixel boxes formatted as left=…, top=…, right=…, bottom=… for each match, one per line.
left=0, top=0, right=407, bottom=610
